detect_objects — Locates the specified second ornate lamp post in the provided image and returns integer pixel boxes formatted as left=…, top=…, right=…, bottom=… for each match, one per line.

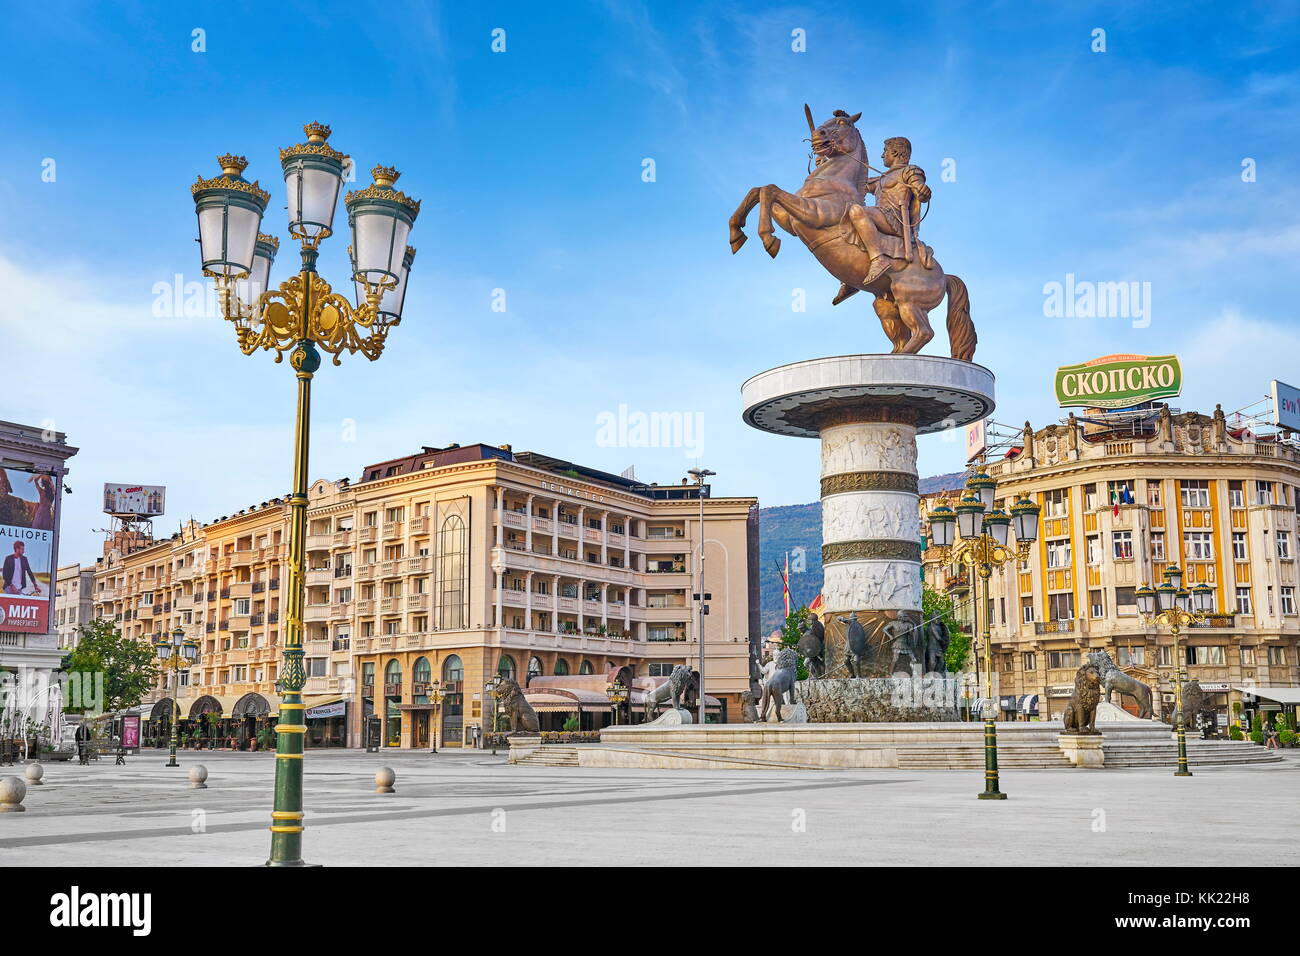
left=607, top=680, right=629, bottom=726
left=154, top=626, right=200, bottom=768
left=926, top=475, right=1040, bottom=800
left=1136, top=567, right=1214, bottom=777
left=428, top=679, right=443, bottom=755
left=190, top=122, right=420, bottom=867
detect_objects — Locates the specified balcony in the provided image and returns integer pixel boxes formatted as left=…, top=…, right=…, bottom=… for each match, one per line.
left=306, top=533, right=333, bottom=550
left=304, top=605, right=332, bottom=623
left=358, top=526, right=378, bottom=544
left=1035, top=619, right=1075, bottom=635
left=407, top=593, right=428, bottom=611
left=333, top=530, right=353, bottom=548
left=382, top=521, right=404, bottom=539
left=406, top=556, right=429, bottom=574
left=379, top=560, right=401, bottom=578
left=306, top=567, right=333, bottom=586
left=228, top=582, right=252, bottom=600
left=230, top=550, right=256, bottom=568
left=409, top=517, right=428, bottom=534
left=356, top=599, right=375, bottom=615
left=355, top=564, right=376, bottom=582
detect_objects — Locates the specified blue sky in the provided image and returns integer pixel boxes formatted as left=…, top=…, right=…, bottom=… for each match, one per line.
left=1, top=0, right=1299, bottom=563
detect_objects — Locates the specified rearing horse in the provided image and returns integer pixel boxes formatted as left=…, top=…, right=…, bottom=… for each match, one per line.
left=729, top=106, right=975, bottom=359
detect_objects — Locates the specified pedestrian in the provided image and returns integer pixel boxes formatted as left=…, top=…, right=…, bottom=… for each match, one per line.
left=1265, top=722, right=1280, bottom=750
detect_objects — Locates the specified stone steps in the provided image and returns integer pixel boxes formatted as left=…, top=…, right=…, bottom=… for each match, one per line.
left=513, top=747, right=580, bottom=767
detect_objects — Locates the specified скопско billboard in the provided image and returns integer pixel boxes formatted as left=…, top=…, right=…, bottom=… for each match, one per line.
left=0, top=466, right=57, bottom=632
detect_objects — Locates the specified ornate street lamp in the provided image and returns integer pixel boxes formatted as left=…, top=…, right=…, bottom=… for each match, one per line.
left=688, top=466, right=716, bottom=724
left=926, top=478, right=1039, bottom=800
left=607, top=680, right=629, bottom=726
left=486, top=676, right=503, bottom=755
left=154, top=625, right=200, bottom=769
left=189, top=122, right=420, bottom=867
left=428, top=679, right=443, bottom=755
left=1138, top=569, right=1215, bottom=776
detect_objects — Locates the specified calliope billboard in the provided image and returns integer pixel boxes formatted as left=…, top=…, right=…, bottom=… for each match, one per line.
left=1271, top=380, right=1300, bottom=432
left=103, top=483, right=166, bottom=517
left=0, top=466, right=58, bottom=633
left=1054, top=354, right=1182, bottom=409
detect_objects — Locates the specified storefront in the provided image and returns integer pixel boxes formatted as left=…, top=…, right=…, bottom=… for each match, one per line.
left=305, top=697, right=348, bottom=748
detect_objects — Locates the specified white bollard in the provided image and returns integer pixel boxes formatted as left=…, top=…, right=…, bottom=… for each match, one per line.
left=0, top=776, right=26, bottom=812
left=23, top=762, right=44, bottom=786
left=374, top=767, right=396, bottom=793
left=189, top=765, right=209, bottom=789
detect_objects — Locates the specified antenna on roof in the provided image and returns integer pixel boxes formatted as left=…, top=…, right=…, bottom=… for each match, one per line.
left=620, top=465, right=637, bottom=480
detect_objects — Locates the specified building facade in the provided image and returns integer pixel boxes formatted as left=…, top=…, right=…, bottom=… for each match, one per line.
left=54, top=564, right=96, bottom=650
left=923, top=406, right=1300, bottom=725
left=92, top=443, right=759, bottom=746
left=0, top=420, right=78, bottom=736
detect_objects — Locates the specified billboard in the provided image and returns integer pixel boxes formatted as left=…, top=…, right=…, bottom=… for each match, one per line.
left=1055, top=354, right=1182, bottom=409
left=103, top=483, right=166, bottom=517
left=0, top=466, right=57, bottom=633
left=965, top=419, right=987, bottom=462
left=1271, top=380, right=1300, bottom=432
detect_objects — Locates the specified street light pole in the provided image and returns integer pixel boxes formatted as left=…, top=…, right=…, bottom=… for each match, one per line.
left=1137, top=571, right=1212, bottom=777
left=688, top=467, right=715, bottom=724
left=154, top=626, right=198, bottom=769
left=189, top=123, right=421, bottom=867
left=925, top=476, right=1040, bottom=801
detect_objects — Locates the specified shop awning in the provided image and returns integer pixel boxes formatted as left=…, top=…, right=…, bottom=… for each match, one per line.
left=1018, top=694, right=1040, bottom=714
left=1235, top=686, right=1300, bottom=705
left=232, top=692, right=282, bottom=718
left=969, top=697, right=995, bottom=717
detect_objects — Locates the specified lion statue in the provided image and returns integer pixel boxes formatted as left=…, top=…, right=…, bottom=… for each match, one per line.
left=759, top=648, right=799, bottom=722
left=1087, top=649, right=1153, bottom=718
left=644, top=664, right=695, bottom=720
left=739, top=689, right=760, bottom=723
left=492, top=677, right=540, bottom=734
left=1061, top=664, right=1102, bottom=735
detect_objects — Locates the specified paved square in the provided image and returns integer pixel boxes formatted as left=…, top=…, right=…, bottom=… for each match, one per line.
left=2, top=750, right=1297, bottom=867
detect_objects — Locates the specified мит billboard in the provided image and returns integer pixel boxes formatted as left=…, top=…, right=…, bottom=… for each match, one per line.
left=0, top=466, right=57, bottom=633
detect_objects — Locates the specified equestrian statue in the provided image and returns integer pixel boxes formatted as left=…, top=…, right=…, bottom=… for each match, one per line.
left=729, top=105, right=975, bottom=359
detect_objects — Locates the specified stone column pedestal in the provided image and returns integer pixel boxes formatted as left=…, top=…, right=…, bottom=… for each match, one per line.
left=743, top=354, right=994, bottom=676
left=1058, top=733, right=1105, bottom=767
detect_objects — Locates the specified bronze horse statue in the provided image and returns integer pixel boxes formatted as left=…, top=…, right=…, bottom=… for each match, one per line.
left=729, top=106, right=975, bottom=359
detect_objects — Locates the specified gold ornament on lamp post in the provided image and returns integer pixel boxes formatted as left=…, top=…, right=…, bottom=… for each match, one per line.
left=189, top=123, right=420, bottom=867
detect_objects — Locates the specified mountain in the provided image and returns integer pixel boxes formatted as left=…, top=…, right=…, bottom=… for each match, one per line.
left=755, top=471, right=966, bottom=635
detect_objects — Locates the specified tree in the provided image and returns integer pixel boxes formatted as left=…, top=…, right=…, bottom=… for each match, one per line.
left=922, top=586, right=970, bottom=673
left=778, top=606, right=811, bottom=680
left=61, top=619, right=160, bottom=714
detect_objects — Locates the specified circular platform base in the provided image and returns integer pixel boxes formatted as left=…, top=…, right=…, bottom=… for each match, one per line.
left=741, top=353, right=995, bottom=437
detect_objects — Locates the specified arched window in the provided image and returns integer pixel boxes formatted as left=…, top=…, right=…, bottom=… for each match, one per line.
left=554, top=658, right=570, bottom=676
left=385, top=659, right=402, bottom=695
left=497, top=655, right=516, bottom=681
left=442, top=654, right=463, bottom=682
left=412, top=657, right=431, bottom=704
left=438, top=514, right=467, bottom=630
left=527, top=656, right=543, bottom=684
left=579, top=660, right=594, bottom=675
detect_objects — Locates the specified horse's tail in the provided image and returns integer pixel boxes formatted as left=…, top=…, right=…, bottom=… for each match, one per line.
left=945, top=274, right=976, bottom=361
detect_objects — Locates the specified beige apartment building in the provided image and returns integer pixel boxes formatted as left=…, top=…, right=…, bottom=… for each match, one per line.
left=54, top=564, right=96, bottom=650
left=92, top=443, right=759, bottom=746
left=923, top=405, right=1300, bottom=725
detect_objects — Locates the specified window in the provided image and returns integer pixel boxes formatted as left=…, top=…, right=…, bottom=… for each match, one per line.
left=1268, top=646, right=1287, bottom=666
left=1046, top=539, right=1071, bottom=568
left=1047, top=650, right=1080, bottom=670
left=1021, top=598, right=1035, bottom=624
left=497, top=655, right=516, bottom=680
left=1021, top=652, right=1037, bottom=671
left=306, top=658, right=326, bottom=677
left=1183, top=531, right=1213, bottom=562
left=1187, top=645, right=1226, bottom=665
left=1147, top=482, right=1162, bottom=508
left=1112, top=530, right=1134, bottom=560
left=438, top=515, right=468, bottom=630
left=233, top=598, right=251, bottom=616
left=1256, top=481, right=1274, bottom=506
left=1086, top=535, right=1102, bottom=566
left=1107, top=480, right=1134, bottom=508
left=1232, top=533, right=1248, bottom=561
left=1235, top=587, right=1252, bottom=614
left=1156, top=646, right=1172, bottom=667
left=385, top=506, right=405, bottom=523
left=1083, top=484, right=1098, bottom=511
left=1150, top=532, right=1165, bottom=561
left=648, top=663, right=676, bottom=676
left=1241, top=646, right=1256, bottom=667
left=1228, top=481, right=1245, bottom=509
left=1115, top=586, right=1137, bottom=616
left=1044, top=489, right=1068, bottom=518
left=363, top=512, right=378, bottom=527
left=1048, top=592, right=1074, bottom=621
left=1089, top=590, right=1104, bottom=618
left=1277, top=531, right=1292, bottom=560
left=1281, top=587, right=1296, bottom=615
left=1179, top=480, right=1210, bottom=509
left=1118, top=646, right=1145, bottom=667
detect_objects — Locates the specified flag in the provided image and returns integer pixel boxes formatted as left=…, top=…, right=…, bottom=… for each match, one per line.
left=809, top=593, right=823, bottom=613
left=782, top=552, right=791, bottom=618
left=1111, top=487, right=1119, bottom=517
